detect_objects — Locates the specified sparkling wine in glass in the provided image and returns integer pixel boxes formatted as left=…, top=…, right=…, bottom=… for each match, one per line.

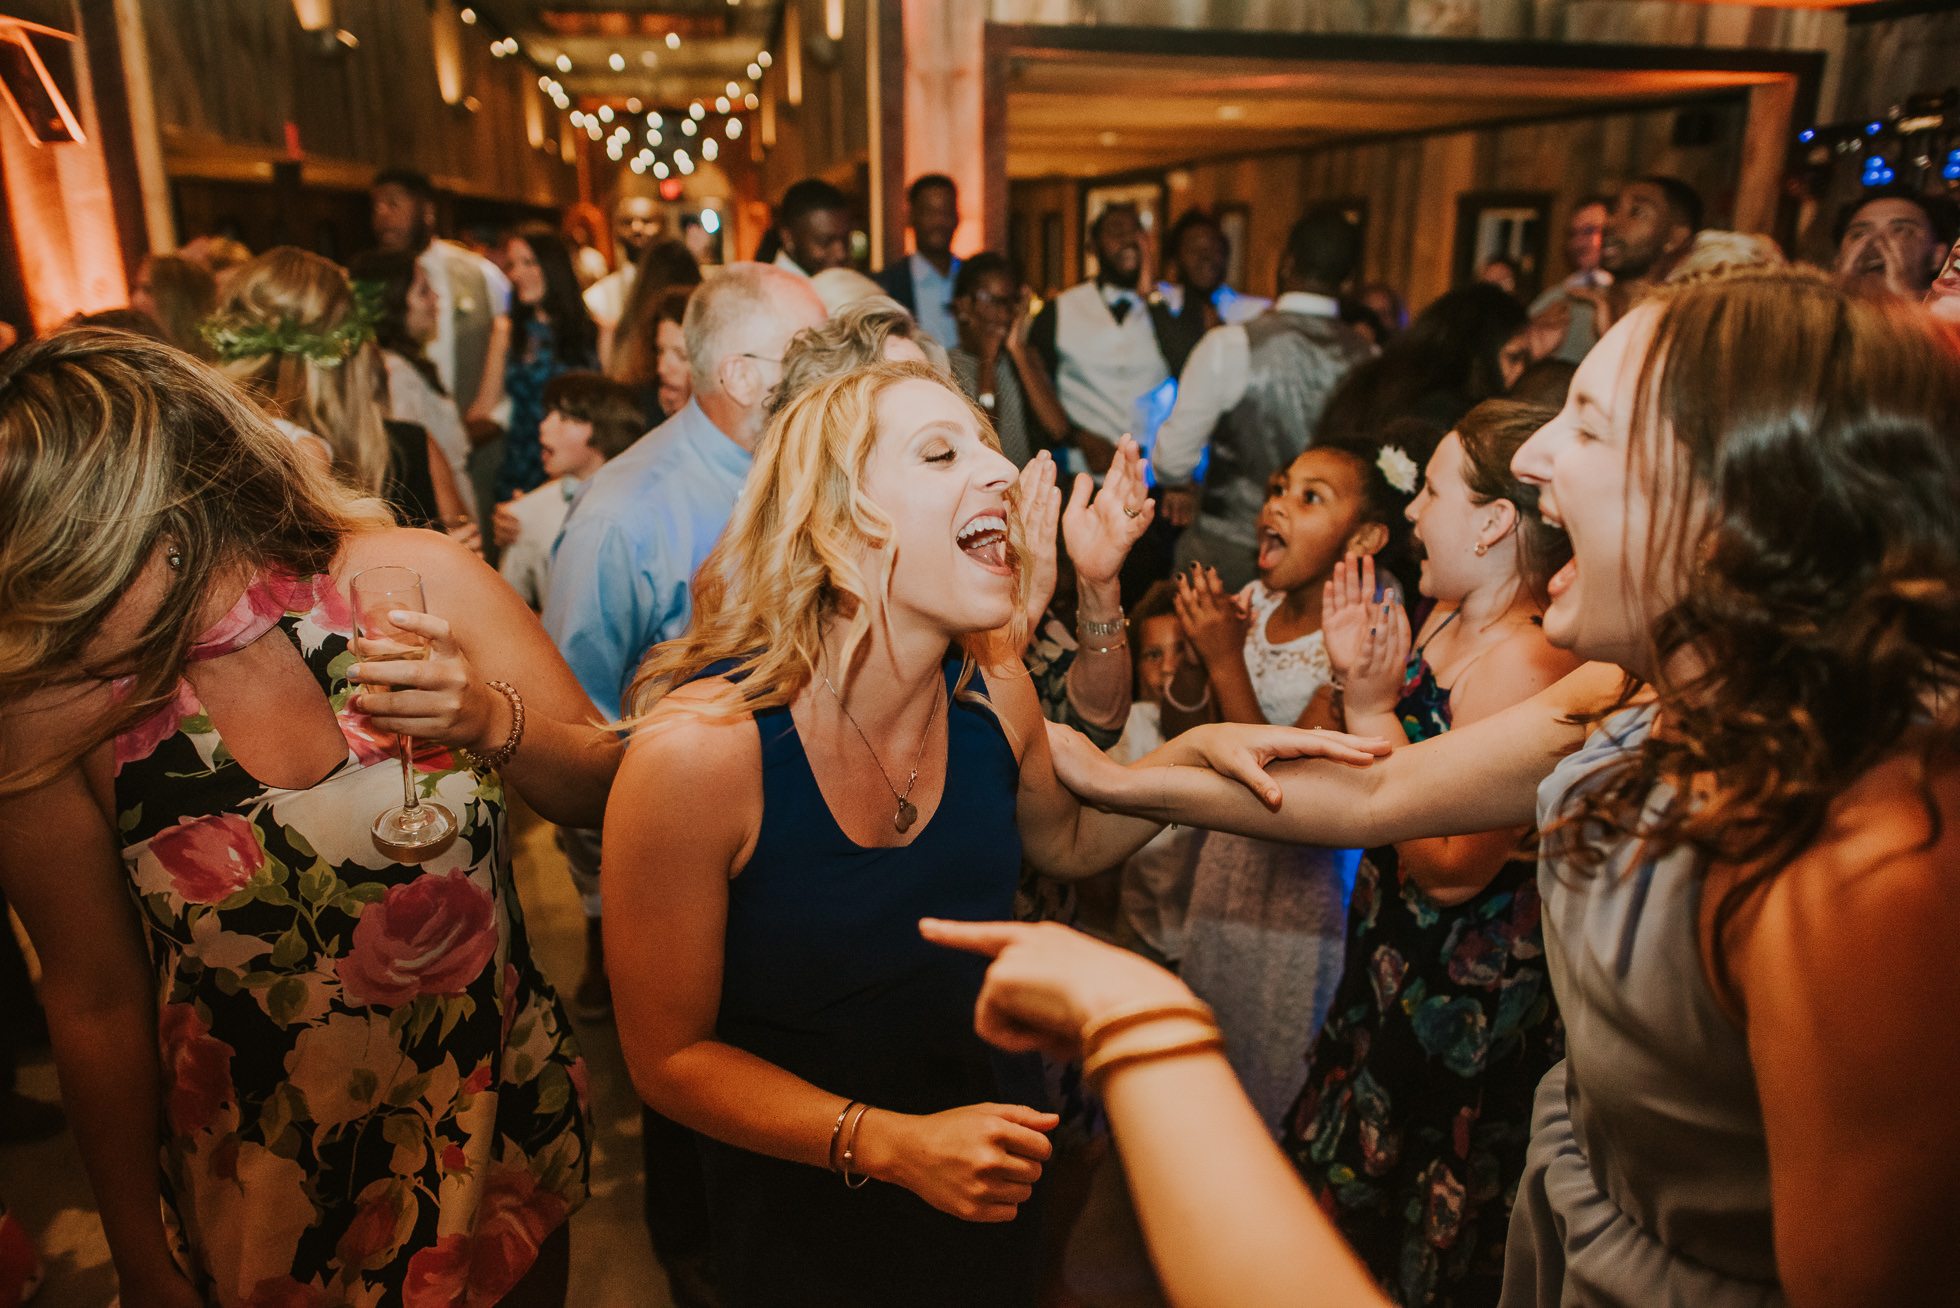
left=351, top=565, right=457, bottom=861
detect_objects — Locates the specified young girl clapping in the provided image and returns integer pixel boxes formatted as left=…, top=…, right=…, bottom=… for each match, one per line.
left=1167, top=432, right=1435, bottom=1130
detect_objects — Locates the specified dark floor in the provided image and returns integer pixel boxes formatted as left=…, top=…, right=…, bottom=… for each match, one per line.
left=0, top=800, right=673, bottom=1307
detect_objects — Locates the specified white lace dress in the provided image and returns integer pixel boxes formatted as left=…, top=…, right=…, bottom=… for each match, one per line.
left=1180, top=581, right=1361, bottom=1134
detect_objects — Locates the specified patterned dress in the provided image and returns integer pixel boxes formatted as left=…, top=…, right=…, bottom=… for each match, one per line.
left=112, top=573, right=589, bottom=1308
left=1284, top=648, right=1562, bottom=1307
left=498, top=317, right=598, bottom=503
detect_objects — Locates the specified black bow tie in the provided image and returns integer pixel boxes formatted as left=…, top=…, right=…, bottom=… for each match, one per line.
left=1108, top=297, right=1131, bottom=325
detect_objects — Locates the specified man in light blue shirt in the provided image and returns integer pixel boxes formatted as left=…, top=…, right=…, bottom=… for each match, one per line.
left=873, top=174, right=961, bottom=353
left=544, top=262, right=827, bottom=720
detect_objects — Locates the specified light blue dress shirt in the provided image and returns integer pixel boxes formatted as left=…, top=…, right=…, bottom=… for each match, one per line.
left=909, top=252, right=961, bottom=354
left=543, top=398, right=752, bottom=719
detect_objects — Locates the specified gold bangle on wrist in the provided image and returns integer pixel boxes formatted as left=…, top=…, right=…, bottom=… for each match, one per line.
left=827, top=1099, right=859, bottom=1172
left=1079, top=637, right=1128, bottom=655
left=1082, top=1031, right=1227, bottom=1089
left=1080, top=999, right=1216, bottom=1054
left=839, top=1102, right=873, bottom=1188
left=461, top=680, right=526, bottom=771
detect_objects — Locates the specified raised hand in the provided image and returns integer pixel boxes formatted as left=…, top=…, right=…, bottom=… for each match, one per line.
left=1015, top=451, right=1062, bottom=638
left=1320, top=553, right=1377, bottom=680
left=347, top=609, right=505, bottom=754
left=1342, top=599, right=1412, bottom=721
left=1063, top=434, right=1154, bottom=589
left=493, top=491, right=525, bottom=549
left=1174, top=565, right=1248, bottom=669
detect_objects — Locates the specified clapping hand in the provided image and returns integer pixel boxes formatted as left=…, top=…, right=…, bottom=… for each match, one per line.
left=1322, top=555, right=1410, bottom=719
left=1015, top=452, right=1062, bottom=642
left=1173, top=564, right=1248, bottom=668
left=1063, top=435, right=1153, bottom=589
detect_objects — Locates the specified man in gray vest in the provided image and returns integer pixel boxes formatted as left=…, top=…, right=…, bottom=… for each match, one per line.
left=371, top=169, right=511, bottom=532
left=1153, top=209, right=1375, bottom=591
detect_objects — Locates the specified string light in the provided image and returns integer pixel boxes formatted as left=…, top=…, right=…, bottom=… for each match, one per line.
left=757, top=50, right=772, bottom=68
left=666, top=32, right=680, bottom=49
left=726, top=82, right=741, bottom=97
left=747, top=63, right=761, bottom=79
left=459, top=7, right=475, bottom=22
left=627, top=97, right=642, bottom=113
left=715, top=96, right=730, bottom=113
left=682, top=119, right=697, bottom=136
left=726, top=118, right=743, bottom=139
left=743, top=93, right=758, bottom=110
left=556, top=54, right=571, bottom=71
left=598, top=105, right=613, bottom=122
left=702, top=138, right=719, bottom=161
left=689, top=102, right=706, bottom=120
left=701, top=208, right=721, bottom=234
left=609, top=52, right=625, bottom=71
left=653, top=161, right=669, bottom=178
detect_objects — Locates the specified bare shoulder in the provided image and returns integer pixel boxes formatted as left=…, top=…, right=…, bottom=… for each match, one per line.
left=1450, top=626, right=1582, bottom=724
left=618, top=679, right=764, bottom=807
left=0, top=680, right=118, bottom=790
left=975, top=652, right=1041, bottom=764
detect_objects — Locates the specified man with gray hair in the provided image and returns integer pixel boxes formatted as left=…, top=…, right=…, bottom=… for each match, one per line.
left=764, top=294, right=943, bottom=417
left=544, top=261, right=826, bottom=717
left=540, top=260, right=822, bottom=1307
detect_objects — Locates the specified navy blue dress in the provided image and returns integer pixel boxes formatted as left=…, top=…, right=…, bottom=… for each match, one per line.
left=702, top=658, right=1046, bottom=1307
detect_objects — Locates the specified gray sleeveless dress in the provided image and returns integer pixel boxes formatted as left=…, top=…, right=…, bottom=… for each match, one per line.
left=1500, top=707, right=1785, bottom=1308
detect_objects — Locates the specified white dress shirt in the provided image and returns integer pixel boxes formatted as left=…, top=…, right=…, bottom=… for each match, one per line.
left=417, top=240, right=512, bottom=400
left=1153, top=291, right=1340, bottom=486
left=1154, top=282, right=1272, bottom=325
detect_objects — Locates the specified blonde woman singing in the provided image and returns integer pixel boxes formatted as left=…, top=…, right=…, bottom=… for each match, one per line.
left=601, top=359, right=1383, bottom=1308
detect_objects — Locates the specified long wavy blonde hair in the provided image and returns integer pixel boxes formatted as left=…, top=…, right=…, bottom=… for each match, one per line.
left=624, top=359, right=1032, bottom=724
left=0, top=328, right=385, bottom=797
left=215, top=246, right=392, bottom=495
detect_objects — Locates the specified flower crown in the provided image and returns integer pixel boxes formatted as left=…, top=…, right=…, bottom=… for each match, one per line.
left=200, top=278, right=386, bottom=368
left=1376, top=445, right=1420, bottom=495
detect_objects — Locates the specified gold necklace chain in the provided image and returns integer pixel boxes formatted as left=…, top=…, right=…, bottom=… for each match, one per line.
left=821, top=674, right=944, bottom=834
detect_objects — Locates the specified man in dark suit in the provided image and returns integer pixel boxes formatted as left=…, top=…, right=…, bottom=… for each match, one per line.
left=873, top=174, right=960, bottom=351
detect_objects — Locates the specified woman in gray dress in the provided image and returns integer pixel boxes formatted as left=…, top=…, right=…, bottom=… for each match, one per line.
left=1015, top=266, right=1960, bottom=1307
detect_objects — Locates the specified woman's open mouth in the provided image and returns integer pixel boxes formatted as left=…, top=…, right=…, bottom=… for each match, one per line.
left=957, top=514, right=1011, bottom=574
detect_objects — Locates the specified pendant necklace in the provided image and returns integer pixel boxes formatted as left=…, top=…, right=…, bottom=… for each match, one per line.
left=821, top=673, right=942, bottom=834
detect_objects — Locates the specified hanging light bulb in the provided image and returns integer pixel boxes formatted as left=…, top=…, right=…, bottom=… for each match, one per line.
left=743, top=92, right=758, bottom=110
left=653, top=161, right=669, bottom=178
left=757, top=50, right=772, bottom=68
left=598, top=105, right=613, bottom=122
left=665, top=32, right=680, bottom=49
left=726, top=118, right=743, bottom=139
left=715, top=96, right=730, bottom=114
left=555, top=54, right=571, bottom=72
left=681, top=118, right=697, bottom=136
left=689, top=102, right=705, bottom=120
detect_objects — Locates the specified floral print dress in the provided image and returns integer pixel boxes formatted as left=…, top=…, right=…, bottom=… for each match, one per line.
left=1283, top=649, right=1562, bottom=1307
left=113, top=573, right=588, bottom=1308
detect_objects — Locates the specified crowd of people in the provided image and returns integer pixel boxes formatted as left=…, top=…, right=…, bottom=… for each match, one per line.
left=0, top=156, right=1956, bottom=1308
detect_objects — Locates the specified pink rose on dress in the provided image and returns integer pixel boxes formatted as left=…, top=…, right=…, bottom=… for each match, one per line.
left=337, top=870, right=498, bottom=1008
left=339, top=710, right=402, bottom=768
left=149, top=813, right=265, bottom=904
left=237, top=1277, right=329, bottom=1308
left=442, top=1144, right=470, bottom=1173
left=403, top=1234, right=473, bottom=1308
left=261, top=571, right=354, bottom=634
left=460, top=1062, right=494, bottom=1097
left=402, top=1169, right=569, bottom=1308
left=113, top=679, right=203, bottom=774
left=158, top=1002, right=236, bottom=1136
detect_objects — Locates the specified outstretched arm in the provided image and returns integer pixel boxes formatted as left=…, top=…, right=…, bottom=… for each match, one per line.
left=1049, top=661, right=1625, bottom=849
left=922, top=919, right=1390, bottom=1308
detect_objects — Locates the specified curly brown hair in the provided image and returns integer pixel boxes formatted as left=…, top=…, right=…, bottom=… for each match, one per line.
left=1555, top=268, right=1960, bottom=990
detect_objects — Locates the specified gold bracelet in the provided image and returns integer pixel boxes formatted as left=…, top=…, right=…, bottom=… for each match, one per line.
left=1079, top=999, right=1217, bottom=1058
left=839, top=1102, right=873, bottom=1188
left=1083, top=1031, right=1226, bottom=1089
left=827, top=1099, right=859, bottom=1172
left=460, top=680, right=525, bottom=771
left=1079, top=637, right=1128, bottom=655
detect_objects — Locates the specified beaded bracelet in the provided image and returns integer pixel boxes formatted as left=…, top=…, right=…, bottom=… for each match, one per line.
left=1077, top=614, right=1125, bottom=640
left=461, top=680, right=526, bottom=771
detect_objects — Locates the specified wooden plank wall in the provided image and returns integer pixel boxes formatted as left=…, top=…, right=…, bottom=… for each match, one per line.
left=141, top=0, right=575, bottom=208
left=1012, top=97, right=1745, bottom=315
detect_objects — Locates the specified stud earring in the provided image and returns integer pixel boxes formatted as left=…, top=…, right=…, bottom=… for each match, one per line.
left=1473, top=542, right=1488, bottom=557
left=166, top=544, right=183, bottom=570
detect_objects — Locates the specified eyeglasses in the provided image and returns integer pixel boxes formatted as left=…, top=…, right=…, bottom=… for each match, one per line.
left=966, top=291, right=1018, bottom=308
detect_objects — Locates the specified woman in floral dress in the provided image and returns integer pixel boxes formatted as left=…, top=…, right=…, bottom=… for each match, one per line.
left=1287, top=402, right=1576, bottom=1306
left=0, top=330, right=621, bottom=1307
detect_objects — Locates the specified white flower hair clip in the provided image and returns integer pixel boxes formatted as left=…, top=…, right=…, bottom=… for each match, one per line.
left=1377, top=445, right=1419, bottom=495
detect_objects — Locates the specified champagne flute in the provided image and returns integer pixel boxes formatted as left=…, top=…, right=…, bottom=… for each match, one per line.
left=351, top=565, right=457, bottom=860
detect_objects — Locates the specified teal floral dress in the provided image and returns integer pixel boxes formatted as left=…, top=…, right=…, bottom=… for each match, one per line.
left=112, top=572, right=588, bottom=1308
left=1283, top=648, right=1562, bottom=1307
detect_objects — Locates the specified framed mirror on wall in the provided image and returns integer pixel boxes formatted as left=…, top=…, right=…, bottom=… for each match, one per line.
left=1453, top=191, right=1551, bottom=301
